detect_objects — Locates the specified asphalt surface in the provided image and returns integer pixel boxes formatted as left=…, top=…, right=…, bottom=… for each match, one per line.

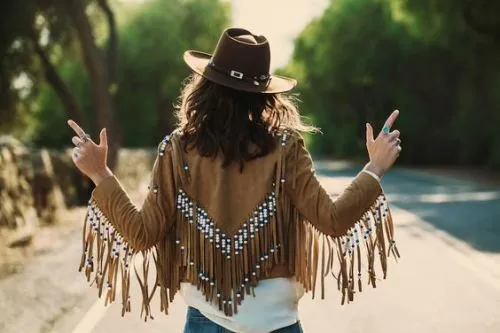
left=316, top=162, right=500, bottom=255
left=7, top=163, right=500, bottom=333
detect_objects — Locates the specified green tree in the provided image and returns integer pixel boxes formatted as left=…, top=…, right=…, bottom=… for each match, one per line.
left=0, top=0, right=120, bottom=168
left=284, top=0, right=500, bottom=168
left=33, top=0, right=230, bottom=149
left=117, top=0, right=230, bottom=146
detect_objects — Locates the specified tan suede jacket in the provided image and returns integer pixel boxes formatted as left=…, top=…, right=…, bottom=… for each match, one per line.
left=79, top=129, right=399, bottom=320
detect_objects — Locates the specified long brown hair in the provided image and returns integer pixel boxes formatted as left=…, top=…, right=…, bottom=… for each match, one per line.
left=175, top=74, right=318, bottom=170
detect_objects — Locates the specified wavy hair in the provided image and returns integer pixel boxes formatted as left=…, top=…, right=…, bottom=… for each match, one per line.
left=175, top=74, right=318, bottom=170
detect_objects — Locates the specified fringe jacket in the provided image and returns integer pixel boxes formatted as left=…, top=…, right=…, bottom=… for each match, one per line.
left=79, top=130, right=399, bottom=320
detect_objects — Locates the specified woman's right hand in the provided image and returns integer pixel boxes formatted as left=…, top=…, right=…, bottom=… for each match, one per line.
left=67, top=119, right=113, bottom=186
left=364, top=110, right=402, bottom=178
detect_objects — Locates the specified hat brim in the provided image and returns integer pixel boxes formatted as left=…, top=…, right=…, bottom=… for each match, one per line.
left=183, top=51, right=297, bottom=94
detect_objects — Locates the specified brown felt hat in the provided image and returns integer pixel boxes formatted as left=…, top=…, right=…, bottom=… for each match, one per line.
left=183, top=28, right=297, bottom=94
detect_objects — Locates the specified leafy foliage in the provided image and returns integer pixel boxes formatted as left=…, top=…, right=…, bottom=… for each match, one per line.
left=284, top=0, right=500, bottom=168
left=116, top=0, right=230, bottom=146
left=29, top=0, right=230, bottom=148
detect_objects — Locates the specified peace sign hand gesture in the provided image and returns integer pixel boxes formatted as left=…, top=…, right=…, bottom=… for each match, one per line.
left=67, top=119, right=113, bottom=186
left=364, top=110, right=402, bottom=178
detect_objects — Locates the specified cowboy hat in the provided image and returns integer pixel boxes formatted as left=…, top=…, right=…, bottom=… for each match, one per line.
left=183, top=28, right=297, bottom=93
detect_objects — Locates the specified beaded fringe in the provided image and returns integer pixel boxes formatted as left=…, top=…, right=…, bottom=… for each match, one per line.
left=78, top=131, right=400, bottom=321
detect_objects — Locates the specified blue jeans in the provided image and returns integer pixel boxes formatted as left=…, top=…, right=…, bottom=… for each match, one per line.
left=183, top=306, right=304, bottom=333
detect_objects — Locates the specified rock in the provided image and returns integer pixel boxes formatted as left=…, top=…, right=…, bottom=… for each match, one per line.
left=8, top=229, right=34, bottom=248
left=32, top=149, right=66, bottom=224
left=0, top=136, right=38, bottom=230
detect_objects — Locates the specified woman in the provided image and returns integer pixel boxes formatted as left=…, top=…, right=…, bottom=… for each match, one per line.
left=68, top=28, right=401, bottom=333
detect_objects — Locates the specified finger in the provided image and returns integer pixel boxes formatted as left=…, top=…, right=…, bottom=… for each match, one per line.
left=72, top=147, right=80, bottom=162
left=99, top=128, right=108, bottom=148
left=384, top=109, right=400, bottom=128
left=380, top=110, right=400, bottom=135
left=366, top=123, right=374, bottom=144
left=388, top=130, right=401, bottom=141
left=67, top=119, right=86, bottom=138
left=72, top=136, right=83, bottom=147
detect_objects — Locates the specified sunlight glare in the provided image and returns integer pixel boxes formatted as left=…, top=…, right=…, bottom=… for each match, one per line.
left=231, top=0, right=329, bottom=70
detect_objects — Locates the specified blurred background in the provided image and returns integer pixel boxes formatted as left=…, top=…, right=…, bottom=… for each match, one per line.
left=0, top=0, right=499, bottom=332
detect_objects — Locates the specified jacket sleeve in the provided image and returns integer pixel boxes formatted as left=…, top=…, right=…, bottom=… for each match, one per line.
left=90, top=140, right=177, bottom=252
left=284, top=134, right=382, bottom=237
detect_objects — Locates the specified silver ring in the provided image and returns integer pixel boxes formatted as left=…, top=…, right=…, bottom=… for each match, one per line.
left=80, top=133, right=91, bottom=142
left=395, top=138, right=401, bottom=145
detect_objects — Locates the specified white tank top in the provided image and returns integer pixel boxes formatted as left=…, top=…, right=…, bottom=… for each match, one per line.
left=180, top=277, right=305, bottom=333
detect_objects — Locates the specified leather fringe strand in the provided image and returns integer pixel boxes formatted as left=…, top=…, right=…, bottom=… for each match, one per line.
left=79, top=192, right=399, bottom=321
left=78, top=131, right=399, bottom=321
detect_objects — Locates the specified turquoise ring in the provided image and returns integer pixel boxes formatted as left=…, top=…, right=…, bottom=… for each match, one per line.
left=382, top=126, right=390, bottom=134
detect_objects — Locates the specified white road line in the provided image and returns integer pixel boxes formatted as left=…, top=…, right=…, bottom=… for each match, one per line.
left=442, top=242, right=500, bottom=293
left=392, top=207, right=500, bottom=293
left=70, top=290, right=117, bottom=333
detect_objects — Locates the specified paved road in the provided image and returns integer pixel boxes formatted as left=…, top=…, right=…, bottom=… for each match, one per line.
left=316, top=162, right=500, bottom=255
left=42, top=164, right=500, bottom=332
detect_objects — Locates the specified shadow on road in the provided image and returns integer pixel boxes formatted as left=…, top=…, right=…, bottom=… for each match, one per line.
left=316, top=164, right=500, bottom=254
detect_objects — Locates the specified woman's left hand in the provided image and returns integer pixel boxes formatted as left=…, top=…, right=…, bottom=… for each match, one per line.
left=67, top=119, right=113, bottom=186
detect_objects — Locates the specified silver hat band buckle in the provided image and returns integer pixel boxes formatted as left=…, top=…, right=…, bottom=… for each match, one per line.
left=208, top=61, right=270, bottom=87
left=230, top=70, right=244, bottom=79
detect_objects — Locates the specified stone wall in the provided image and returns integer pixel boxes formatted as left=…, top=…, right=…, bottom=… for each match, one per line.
left=0, top=136, right=156, bottom=228
left=0, top=136, right=38, bottom=231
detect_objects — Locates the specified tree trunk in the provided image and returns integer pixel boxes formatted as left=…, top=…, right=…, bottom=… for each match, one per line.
left=31, top=38, right=85, bottom=127
left=64, top=0, right=119, bottom=170
left=97, top=0, right=122, bottom=167
left=97, top=0, right=118, bottom=86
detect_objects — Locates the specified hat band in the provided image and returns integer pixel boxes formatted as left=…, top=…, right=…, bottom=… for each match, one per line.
left=208, top=61, right=271, bottom=87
